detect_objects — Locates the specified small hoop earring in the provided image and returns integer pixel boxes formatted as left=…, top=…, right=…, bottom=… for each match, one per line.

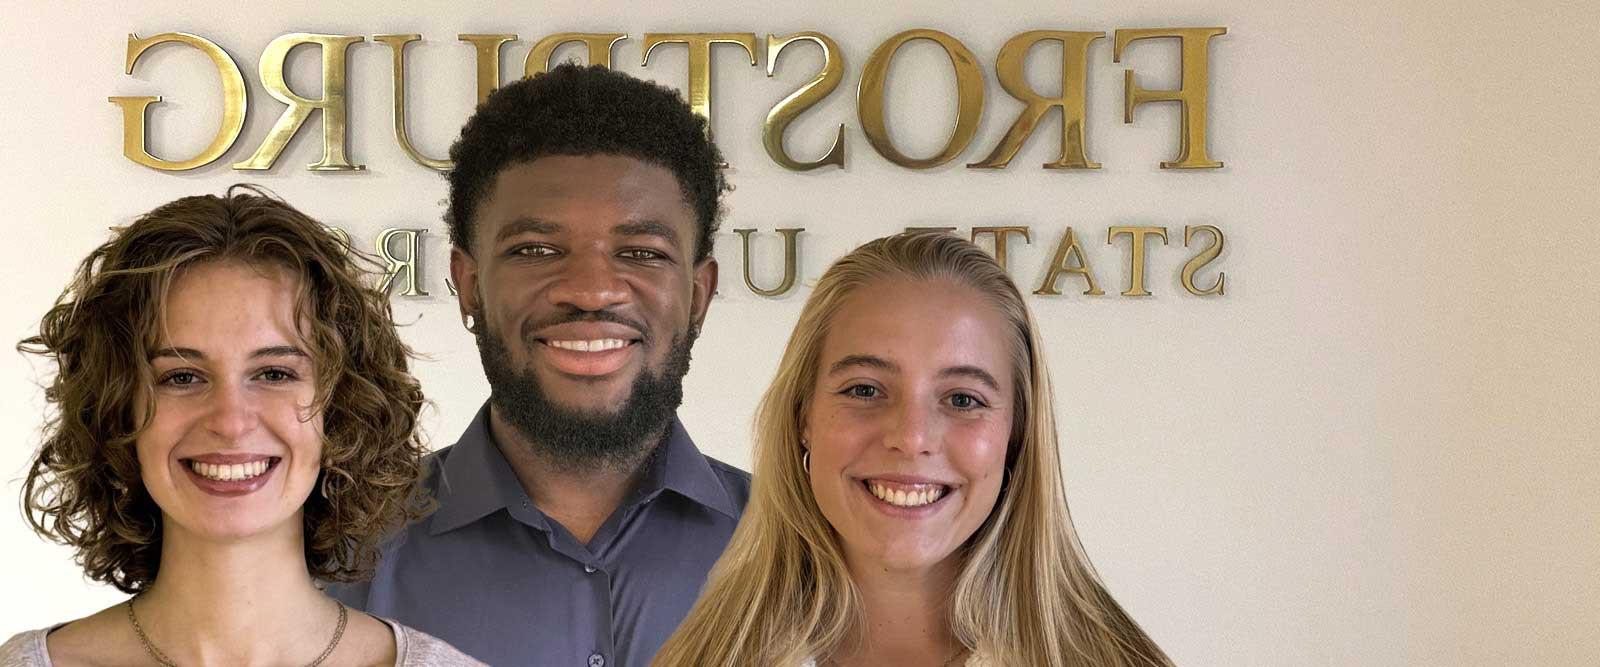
left=802, top=450, right=810, bottom=472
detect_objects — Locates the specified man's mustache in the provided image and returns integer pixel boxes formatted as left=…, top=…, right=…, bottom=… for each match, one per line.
left=518, top=309, right=652, bottom=344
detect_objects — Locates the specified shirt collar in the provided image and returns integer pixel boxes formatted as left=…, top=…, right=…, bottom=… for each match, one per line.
left=636, top=417, right=739, bottom=519
left=427, top=402, right=738, bottom=535
left=428, top=402, right=541, bottom=535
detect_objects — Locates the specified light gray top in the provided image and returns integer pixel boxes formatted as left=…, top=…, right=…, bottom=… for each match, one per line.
left=0, top=617, right=484, bottom=667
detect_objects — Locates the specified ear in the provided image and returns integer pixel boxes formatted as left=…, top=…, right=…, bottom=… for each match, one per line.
left=689, top=256, right=718, bottom=330
left=450, top=247, right=480, bottom=324
left=798, top=402, right=812, bottom=452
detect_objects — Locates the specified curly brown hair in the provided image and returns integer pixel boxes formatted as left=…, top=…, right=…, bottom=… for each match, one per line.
left=19, top=185, right=428, bottom=593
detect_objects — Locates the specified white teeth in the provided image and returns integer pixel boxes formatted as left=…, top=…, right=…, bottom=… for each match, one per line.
left=548, top=339, right=629, bottom=352
left=867, top=481, right=948, bottom=508
left=189, top=459, right=270, bottom=482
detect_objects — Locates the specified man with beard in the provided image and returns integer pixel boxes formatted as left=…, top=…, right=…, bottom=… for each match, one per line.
left=329, top=64, right=748, bottom=667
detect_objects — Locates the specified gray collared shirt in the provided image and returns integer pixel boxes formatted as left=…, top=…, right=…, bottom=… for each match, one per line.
left=329, top=403, right=749, bottom=667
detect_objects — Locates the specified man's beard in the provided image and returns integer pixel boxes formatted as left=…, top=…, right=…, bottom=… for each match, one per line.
left=473, top=307, right=696, bottom=473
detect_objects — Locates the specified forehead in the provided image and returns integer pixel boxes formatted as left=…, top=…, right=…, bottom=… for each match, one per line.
left=476, top=154, right=695, bottom=243
left=156, top=261, right=304, bottom=349
left=819, top=277, right=1012, bottom=380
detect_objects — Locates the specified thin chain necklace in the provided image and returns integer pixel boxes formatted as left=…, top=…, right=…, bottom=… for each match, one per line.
left=125, top=595, right=348, bottom=667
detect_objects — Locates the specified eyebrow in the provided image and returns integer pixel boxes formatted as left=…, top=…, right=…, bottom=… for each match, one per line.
left=828, top=354, right=898, bottom=375
left=828, top=355, right=1001, bottom=391
left=494, top=217, right=561, bottom=244
left=939, top=365, right=1001, bottom=391
left=150, top=346, right=309, bottom=361
left=614, top=220, right=681, bottom=247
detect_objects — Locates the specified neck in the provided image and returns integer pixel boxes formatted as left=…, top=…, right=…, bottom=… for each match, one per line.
left=832, top=556, right=964, bottom=667
left=134, top=516, right=340, bottom=666
left=489, top=407, right=661, bottom=544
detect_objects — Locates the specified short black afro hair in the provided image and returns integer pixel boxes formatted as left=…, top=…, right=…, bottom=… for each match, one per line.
left=446, top=63, right=729, bottom=262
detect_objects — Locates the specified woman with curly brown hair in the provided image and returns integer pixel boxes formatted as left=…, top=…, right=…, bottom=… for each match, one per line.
left=0, top=187, right=481, bottom=666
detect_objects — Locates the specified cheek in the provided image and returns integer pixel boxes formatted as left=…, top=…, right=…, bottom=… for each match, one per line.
left=803, top=408, right=866, bottom=500
left=805, top=405, right=877, bottom=466
left=263, top=396, right=325, bottom=463
left=952, top=415, right=1012, bottom=491
left=132, top=400, right=186, bottom=467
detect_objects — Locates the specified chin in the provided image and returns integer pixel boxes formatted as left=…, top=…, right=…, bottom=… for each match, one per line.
left=545, top=394, right=629, bottom=417
left=181, top=515, right=289, bottom=542
left=169, top=499, right=302, bottom=541
left=858, top=539, right=958, bottom=573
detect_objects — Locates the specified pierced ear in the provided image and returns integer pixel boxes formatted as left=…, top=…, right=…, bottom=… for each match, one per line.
left=450, top=247, right=480, bottom=325
left=798, top=409, right=812, bottom=451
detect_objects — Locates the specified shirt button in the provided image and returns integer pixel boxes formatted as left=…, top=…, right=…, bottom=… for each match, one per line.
left=584, top=564, right=597, bottom=573
left=588, top=653, right=605, bottom=667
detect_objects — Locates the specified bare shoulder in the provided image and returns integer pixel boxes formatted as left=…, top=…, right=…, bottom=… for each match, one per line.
left=41, top=603, right=141, bottom=667
left=331, top=610, right=399, bottom=667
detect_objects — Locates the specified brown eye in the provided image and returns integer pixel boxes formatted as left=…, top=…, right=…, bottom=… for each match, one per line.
left=845, top=384, right=880, bottom=399
left=620, top=248, right=667, bottom=261
left=948, top=393, right=986, bottom=410
left=510, top=244, right=557, bottom=258
left=257, top=367, right=299, bottom=383
left=163, top=371, right=200, bottom=386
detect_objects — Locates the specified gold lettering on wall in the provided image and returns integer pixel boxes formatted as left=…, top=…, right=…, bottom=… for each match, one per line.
left=859, top=29, right=985, bottom=169
left=233, top=33, right=366, bottom=171
left=527, top=33, right=628, bottom=74
left=641, top=33, right=759, bottom=154
left=1114, top=27, right=1226, bottom=169
left=763, top=32, right=846, bottom=171
left=969, top=31, right=1104, bottom=170
left=1108, top=225, right=1169, bottom=296
left=376, top=227, right=430, bottom=296
left=1034, top=227, right=1103, bottom=296
left=109, top=33, right=248, bottom=171
left=971, top=226, right=1031, bottom=271
left=459, top=34, right=517, bottom=103
left=1181, top=224, right=1226, bottom=295
left=377, top=33, right=518, bottom=171
left=733, top=228, right=803, bottom=297
left=375, top=34, right=450, bottom=171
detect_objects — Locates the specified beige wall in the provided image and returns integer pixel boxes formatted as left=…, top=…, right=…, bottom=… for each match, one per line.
left=2, top=2, right=1596, bottom=664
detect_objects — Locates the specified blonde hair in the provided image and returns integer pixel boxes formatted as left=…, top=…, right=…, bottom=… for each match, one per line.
left=655, top=232, right=1173, bottom=666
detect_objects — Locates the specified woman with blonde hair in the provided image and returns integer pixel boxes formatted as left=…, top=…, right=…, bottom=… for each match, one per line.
left=2, top=187, right=480, bottom=666
left=655, top=232, right=1173, bottom=667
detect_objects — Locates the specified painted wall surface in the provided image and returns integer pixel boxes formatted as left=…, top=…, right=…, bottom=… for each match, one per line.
left=2, top=2, right=1597, bottom=665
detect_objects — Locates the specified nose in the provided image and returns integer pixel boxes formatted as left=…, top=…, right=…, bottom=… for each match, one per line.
left=204, top=380, right=259, bottom=441
left=544, top=249, right=630, bottom=312
left=884, top=399, right=940, bottom=456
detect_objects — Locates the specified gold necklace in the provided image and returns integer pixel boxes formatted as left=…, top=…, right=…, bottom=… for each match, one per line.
left=125, top=596, right=348, bottom=667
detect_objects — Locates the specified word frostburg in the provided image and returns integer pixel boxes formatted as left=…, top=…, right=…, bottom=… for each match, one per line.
left=111, top=27, right=1226, bottom=172
left=355, top=224, right=1226, bottom=300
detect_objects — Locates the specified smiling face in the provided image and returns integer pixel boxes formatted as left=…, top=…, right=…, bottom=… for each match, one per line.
left=450, top=154, right=717, bottom=466
left=134, top=261, right=323, bottom=544
left=803, top=276, right=1013, bottom=576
